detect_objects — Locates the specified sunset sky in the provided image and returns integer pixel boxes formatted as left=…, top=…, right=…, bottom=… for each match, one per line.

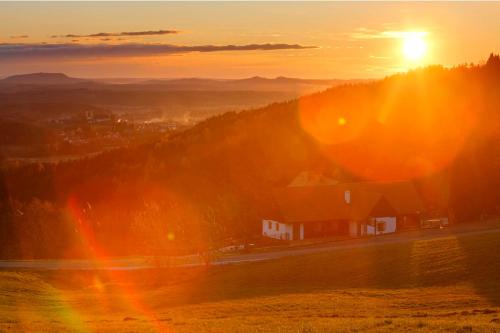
left=1, top=2, right=500, bottom=79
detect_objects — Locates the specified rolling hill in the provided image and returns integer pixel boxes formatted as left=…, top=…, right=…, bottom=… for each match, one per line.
left=0, top=230, right=499, bottom=332
left=0, top=74, right=360, bottom=125
left=0, top=55, right=499, bottom=259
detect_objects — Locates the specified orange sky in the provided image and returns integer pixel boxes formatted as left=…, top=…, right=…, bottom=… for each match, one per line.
left=1, top=2, right=499, bottom=79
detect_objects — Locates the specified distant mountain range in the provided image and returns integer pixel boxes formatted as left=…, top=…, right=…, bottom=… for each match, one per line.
left=0, top=73, right=369, bottom=124
left=122, top=76, right=361, bottom=92
left=0, top=73, right=89, bottom=86
left=0, top=72, right=368, bottom=93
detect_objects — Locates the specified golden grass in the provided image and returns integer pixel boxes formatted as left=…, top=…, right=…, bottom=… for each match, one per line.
left=1, top=231, right=499, bottom=332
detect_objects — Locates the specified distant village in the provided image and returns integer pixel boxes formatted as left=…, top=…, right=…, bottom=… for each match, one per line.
left=52, top=109, right=183, bottom=146
left=2, top=108, right=189, bottom=163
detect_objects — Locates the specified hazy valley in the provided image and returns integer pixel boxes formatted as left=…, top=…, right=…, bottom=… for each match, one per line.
left=0, top=73, right=360, bottom=161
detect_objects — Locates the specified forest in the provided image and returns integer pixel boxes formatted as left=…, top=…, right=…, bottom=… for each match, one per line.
left=0, top=54, right=499, bottom=259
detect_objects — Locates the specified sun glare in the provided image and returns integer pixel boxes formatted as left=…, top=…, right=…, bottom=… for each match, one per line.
left=402, top=32, right=427, bottom=61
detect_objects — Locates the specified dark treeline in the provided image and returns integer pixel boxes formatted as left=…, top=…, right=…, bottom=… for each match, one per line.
left=1, top=54, right=499, bottom=259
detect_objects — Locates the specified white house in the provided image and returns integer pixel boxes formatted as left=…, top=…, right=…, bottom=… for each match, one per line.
left=262, top=179, right=423, bottom=241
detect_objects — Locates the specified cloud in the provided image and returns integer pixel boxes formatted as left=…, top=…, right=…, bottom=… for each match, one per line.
left=51, top=30, right=180, bottom=39
left=369, top=55, right=391, bottom=60
left=10, top=35, right=29, bottom=39
left=349, top=28, right=428, bottom=40
left=0, top=43, right=317, bottom=60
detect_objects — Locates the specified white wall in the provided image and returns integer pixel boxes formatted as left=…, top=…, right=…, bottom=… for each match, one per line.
left=348, top=218, right=397, bottom=236
left=263, top=218, right=396, bottom=240
left=349, top=220, right=358, bottom=237
left=367, top=217, right=396, bottom=235
left=262, top=219, right=293, bottom=240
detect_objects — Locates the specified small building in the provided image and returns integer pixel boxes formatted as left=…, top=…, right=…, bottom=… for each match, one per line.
left=262, top=219, right=303, bottom=241
left=287, top=171, right=339, bottom=187
left=262, top=180, right=424, bottom=241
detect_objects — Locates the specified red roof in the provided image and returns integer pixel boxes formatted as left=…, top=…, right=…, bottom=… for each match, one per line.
left=274, top=181, right=424, bottom=223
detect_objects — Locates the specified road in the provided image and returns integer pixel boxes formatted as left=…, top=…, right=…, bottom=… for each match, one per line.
left=1, top=220, right=499, bottom=271
left=212, top=220, right=500, bottom=266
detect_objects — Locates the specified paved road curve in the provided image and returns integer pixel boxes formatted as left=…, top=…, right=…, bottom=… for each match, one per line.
left=1, top=221, right=499, bottom=271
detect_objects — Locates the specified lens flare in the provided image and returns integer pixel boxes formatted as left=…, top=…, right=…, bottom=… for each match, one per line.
left=298, top=69, right=479, bottom=181
left=63, top=195, right=173, bottom=332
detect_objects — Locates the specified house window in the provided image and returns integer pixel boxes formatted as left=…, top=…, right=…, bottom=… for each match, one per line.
left=377, top=222, right=386, bottom=232
left=268, top=221, right=272, bottom=229
left=275, top=223, right=279, bottom=231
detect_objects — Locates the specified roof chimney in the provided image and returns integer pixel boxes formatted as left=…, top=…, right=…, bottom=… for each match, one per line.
left=344, top=190, right=351, bottom=204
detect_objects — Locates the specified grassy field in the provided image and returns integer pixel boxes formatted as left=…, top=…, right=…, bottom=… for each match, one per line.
left=0, top=231, right=499, bottom=332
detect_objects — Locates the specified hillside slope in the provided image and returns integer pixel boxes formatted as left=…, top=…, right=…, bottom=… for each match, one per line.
left=0, top=230, right=499, bottom=332
left=0, top=55, right=499, bottom=258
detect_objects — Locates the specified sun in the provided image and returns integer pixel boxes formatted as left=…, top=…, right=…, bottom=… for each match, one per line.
left=402, top=32, right=427, bottom=61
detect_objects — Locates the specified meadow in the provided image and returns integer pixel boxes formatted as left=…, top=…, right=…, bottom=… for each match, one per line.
left=0, top=230, right=499, bottom=332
